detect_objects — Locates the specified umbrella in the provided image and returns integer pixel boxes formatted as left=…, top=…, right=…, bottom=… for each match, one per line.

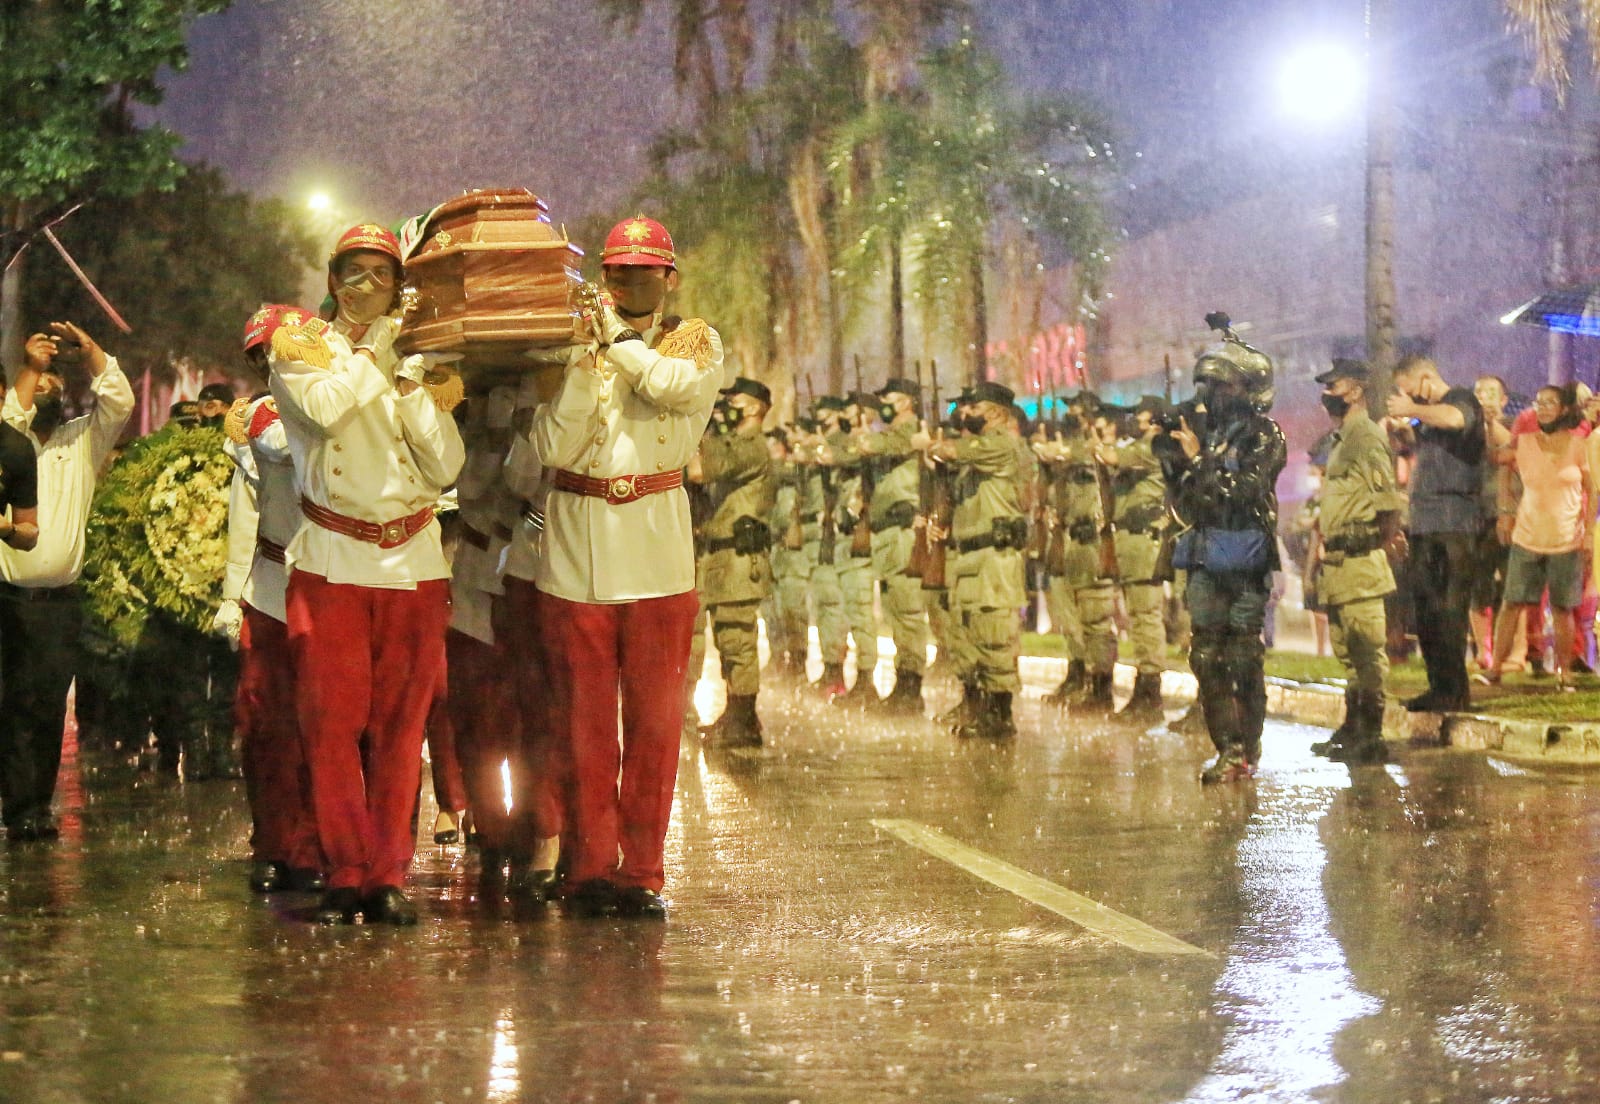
left=1500, top=283, right=1600, bottom=336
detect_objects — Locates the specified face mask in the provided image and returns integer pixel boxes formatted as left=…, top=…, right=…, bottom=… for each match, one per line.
left=879, top=404, right=897, bottom=424
left=836, top=417, right=851, bottom=434
left=333, top=266, right=396, bottom=326
left=962, top=414, right=987, bottom=435
left=1320, top=393, right=1350, bottom=419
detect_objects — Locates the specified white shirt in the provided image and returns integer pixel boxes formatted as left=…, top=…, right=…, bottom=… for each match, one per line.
left=221, top=396, right=301, bottom=621
left=529, top=325, right=723, bottom=603
left=0, top=359, right=135, bottom=588
left=269, top=328, right=465, bottom=589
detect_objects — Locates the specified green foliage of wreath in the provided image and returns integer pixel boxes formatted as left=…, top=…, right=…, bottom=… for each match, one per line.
left=81, top=425, right=231, bottom=649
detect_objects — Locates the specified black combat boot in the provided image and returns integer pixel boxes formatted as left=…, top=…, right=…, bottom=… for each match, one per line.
left=884, top=670, right=925, bottom=715
left=832, top=668, right=882, bottom=709
left=813, top=661, right=848, bottom=700
left=938, top=682, right=979, bottom=729
left=1117, top=671, right=1164, bottom=721
left=700, top=695, right=763, bottom=748
left=1076, top=670, right=1116, bottom=714
left=1331, top=695, right=1388, bottom=765
left=1200, top=744, right=1254, bottom=784
left=1042, top=660, right=1086, bottom=706
left=952, top=690, right=988, bottom=739
left=1311, top=689, right=1361, bottom=757
left=984, top=691, right=1017, bottom=739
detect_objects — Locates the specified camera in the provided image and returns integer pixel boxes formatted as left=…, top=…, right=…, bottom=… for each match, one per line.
left=1153, top=398, right=1203, bottom=434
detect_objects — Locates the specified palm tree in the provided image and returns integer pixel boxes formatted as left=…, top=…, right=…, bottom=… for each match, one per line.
left=1506, top=0, right=1600, bottom=97
left=833, top=34, right=1117, bottom=385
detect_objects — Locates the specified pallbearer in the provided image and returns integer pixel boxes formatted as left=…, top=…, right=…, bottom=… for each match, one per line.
left=222, top=305, right=325, bottom=895
left=689, top=377, right=776, bottom=746
left=270, top=224, right=465, bottom=923
left=529, top=215, right=723, bottom=918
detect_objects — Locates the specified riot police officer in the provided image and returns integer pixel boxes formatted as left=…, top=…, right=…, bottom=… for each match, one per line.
left=1155, top=316, right=1286, bottom=783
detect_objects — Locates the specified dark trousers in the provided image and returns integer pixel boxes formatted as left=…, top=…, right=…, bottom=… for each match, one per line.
left=1406, top=531, right=1474, bottom=704
left=0, top=585, right=83, bottom=828
left=1185, top=570, right=1269, bottom=760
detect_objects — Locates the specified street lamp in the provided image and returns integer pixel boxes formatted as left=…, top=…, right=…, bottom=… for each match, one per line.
left=1277, top=43, right=1364, bottom=126
left=1277, top=14, right=1397, bottom=401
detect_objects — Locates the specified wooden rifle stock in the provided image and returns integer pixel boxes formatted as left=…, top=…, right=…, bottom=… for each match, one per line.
left=850, top=353, right=873, bottom=557
left=917, top=360, right=950, bottom=591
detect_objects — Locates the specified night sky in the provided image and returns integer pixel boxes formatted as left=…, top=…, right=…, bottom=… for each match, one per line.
left=150, top=0, right=1534, bottom=237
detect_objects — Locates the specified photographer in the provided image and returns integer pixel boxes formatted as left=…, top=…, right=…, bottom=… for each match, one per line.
left=0, top=322, right=133, bottom=841
left=1154, top=317, right=1286, bottom=783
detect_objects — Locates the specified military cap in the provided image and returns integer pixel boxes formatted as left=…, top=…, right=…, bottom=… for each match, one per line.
left=721, top=377, right=772, bottom=406
left=969, top=380, right=1016, bottom=407
left=876, top=377, right=922, bottom=401
left=1134, top=394, right=1171, bottom=417
left=847, top=390, right=877, bottom=410
left=813, top=395, right=847, bottom=413
left=1313, top=358, right=1370, bottom=386
left=197, top=382, right=236, bottom=405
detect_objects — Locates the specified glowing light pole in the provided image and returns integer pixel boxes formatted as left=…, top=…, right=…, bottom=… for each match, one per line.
left=1279, top=9, right=1396, bottom=400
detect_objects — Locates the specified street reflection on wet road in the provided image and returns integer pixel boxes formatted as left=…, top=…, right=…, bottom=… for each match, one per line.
left=2, top=672, right=1599, bottom=1103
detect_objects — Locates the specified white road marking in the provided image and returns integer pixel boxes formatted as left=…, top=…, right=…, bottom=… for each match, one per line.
left=871, top=818, right=1214, bottom=957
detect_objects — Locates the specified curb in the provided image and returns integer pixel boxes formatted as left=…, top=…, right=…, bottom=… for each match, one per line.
left=1022, top=654, right=1600, bottom=768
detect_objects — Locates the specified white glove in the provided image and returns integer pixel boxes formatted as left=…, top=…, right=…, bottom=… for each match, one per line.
left=396, top=354, right=429, bottom=387
left=595, top=302, right=633, bottom=345
left=211, top=599, right=244, bottom=650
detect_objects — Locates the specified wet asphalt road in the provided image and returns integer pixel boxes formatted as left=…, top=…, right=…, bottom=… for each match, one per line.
left=3, top=666, right=1600, bottom=1104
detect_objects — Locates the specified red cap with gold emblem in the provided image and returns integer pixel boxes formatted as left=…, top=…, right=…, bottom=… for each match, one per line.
left=243, top=304, right=315, bottom=351
left=601, top=214, right=676, bottom=267
left=329, top=222, right=403, bottom=266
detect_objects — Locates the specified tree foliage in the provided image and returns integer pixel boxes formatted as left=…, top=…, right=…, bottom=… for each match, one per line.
left=19, top=164, right=318, bottom=381
left=0, top=0, right=228, bottom=211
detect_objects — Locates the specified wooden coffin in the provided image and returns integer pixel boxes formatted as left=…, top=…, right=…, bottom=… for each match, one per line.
left=396, top=188, right=584, bottom=379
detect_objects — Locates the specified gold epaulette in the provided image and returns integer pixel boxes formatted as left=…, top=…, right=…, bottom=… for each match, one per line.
left=654, top=317, right=714, bottom=369
left=424, top=371, right=466, bottom=414
left=271, top=317, right=334, bottom=370
left=223, top=398, right=252, bottom=445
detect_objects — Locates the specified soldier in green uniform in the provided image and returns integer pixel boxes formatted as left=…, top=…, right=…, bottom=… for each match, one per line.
left=1306, top=359, right=1405, bottom=764
left=795, top=397, right=850, bottom=696
left=828, top=391, right=885, bottom=706
left=1100, top=396, right=1172, bottom=719
left=764, top=428, right=811, bottom=676
left=917, top=381, right=1028, bottom=739
left=1038, top=407, right=1119, bottom=713
left=851, top=377, right=929, bottom=712
left=688, top=378, right=777, bottom=746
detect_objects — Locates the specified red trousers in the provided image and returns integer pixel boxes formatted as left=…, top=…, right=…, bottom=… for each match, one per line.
left=445, top=627, right=523, bottom=852
left=236, top=606, right=321, bottom=871
left=534, top=587, right=697, bottom=892
left=286, top=572, right=451, bottom=893
left=500, top=579, right=562, bottom=854
left=425, top=661, right=468, bottom=814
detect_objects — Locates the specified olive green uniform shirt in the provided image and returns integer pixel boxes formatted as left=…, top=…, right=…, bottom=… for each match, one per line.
left=696, top=424, right=775, bottom=605
left=1318, top=410, right=1402, bottom=607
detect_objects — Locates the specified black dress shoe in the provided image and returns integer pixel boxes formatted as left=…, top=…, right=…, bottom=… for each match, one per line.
left=508, top=863, right=559, bottom=904
left=287, top=867, right=326, bottom=893
left=615, top=886, right=668, bottom=920
left=362, top=886, right=419, bottom=926
left=314, top=887, right=362, bottom=925
left=8, top=816, right=60, bottom=843
left=250, top=861, right=288, bottom=893
left=565, top=878, right=620, bottom=918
